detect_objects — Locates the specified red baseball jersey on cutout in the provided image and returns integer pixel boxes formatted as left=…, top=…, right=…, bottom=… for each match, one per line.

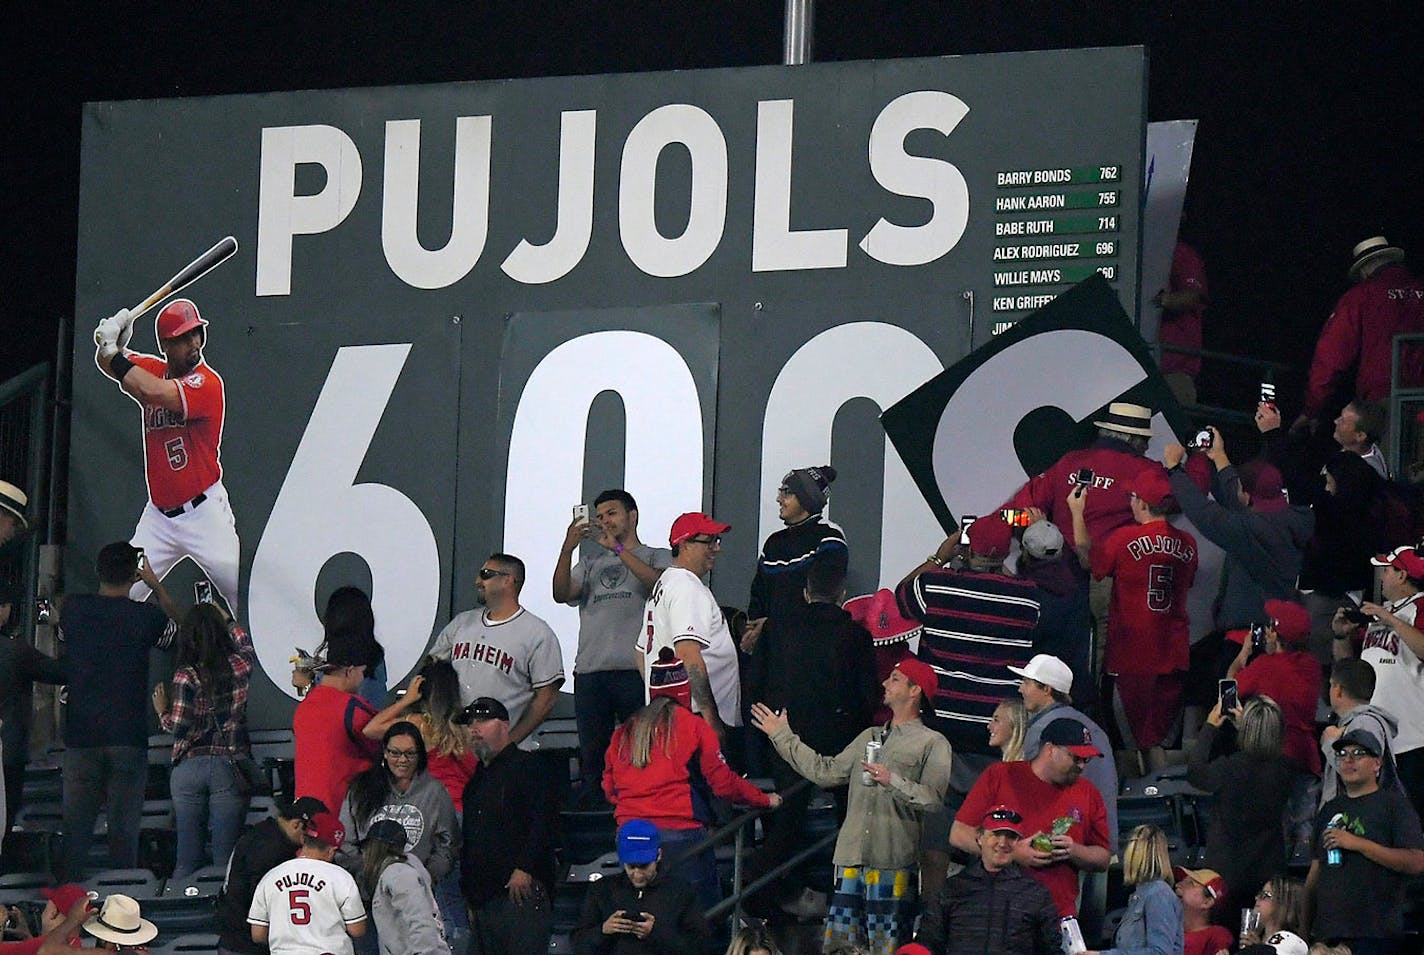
left=1092, top=519, right=1198, bottom=674
left=129, top=353, right=225, bottom=509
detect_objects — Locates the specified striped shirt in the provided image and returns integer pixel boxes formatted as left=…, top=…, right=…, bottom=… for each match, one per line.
left=896, top=569, right=1040, bottom=755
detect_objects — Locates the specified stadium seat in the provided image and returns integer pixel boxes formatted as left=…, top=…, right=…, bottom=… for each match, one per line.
left=161, top=863, right=227, bottom=899
left=147, top=933, right=219, bottom=955
left=13, top=802, right=62, bottom=833
left=244, top=796, right=278, bottom=828
left=89, top=867, right=162, bottom=899
left=559, top=809, right=617, bottom=867
left=565, top=850, right=621, bottom=883
left=0, top=871, right=52, bottom=905
left=1116, top=794, right=1189, bottom=866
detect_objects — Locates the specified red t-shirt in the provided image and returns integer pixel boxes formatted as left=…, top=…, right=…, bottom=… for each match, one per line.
left=955, top=760, right=1111, bottom=916
left=1184, top=924, right=1233, bottom=955
left=427, top=748, right=479, bottom=813
left=292, top=684, right=380, bottom=815
left=1236, top=650, right=1322, bottom=775
left=1092, top=519, right=1198, bottom=674
left=129, top=353, right=225, bottom=509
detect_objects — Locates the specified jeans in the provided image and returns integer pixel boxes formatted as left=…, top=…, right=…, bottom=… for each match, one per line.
left=658, top=826, right=721, bottom=912
left=171, top=754, right=250, bottom=879
left=434, top=859, right=470, bottom=954
left=61, top=745, right=147, bottom=879
left=573, top=670, right=646, bottom=794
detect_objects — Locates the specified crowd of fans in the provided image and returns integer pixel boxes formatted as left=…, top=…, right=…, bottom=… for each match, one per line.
left=1, top=234, right=1424, bottom=954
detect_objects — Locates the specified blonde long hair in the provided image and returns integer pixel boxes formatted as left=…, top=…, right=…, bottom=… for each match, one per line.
left=1121, top=824, right=1172, bottom=887
left=415, top=658, right=468, bottom=759
left=617, top=696, right=679, bottom=769
left=993, top=698, right=1028, bottom=762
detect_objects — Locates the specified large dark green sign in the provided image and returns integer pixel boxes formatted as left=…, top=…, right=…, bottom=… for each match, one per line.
left=69, top=48, right=1146, bottom=726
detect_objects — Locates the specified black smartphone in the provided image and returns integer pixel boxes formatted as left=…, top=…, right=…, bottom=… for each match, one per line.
left=1191, top=428, right=1214, bottom=450
left=958, top=516, right=976, bottom=545
left=1260, top=381, right=1277, bottom=405
left=1218, top=678, right=1239, bottom=712
left=194, top=580, right=214, bottom=604
left=1249, top=621, right=1267, bottom=652
left=1074, top=468, right=1095, bottom=487
left=1000, top=508, right=1033, bottom=527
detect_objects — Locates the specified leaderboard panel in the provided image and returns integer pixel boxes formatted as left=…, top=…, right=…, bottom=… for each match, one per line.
left=990, top=163, right=1129, bottom=331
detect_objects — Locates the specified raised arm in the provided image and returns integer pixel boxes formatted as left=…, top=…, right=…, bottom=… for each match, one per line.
left=362, top=674, right=425, bottom=739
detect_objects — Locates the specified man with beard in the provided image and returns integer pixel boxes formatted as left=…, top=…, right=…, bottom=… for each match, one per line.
left=458, top=697, right=558, bottom=955
left=951, top=717, right=1111, bottom=917
left=430, top=553, right=565, bottom=748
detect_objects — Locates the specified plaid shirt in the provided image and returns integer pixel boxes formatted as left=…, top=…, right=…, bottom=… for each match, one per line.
left=159, top=623, right=255, bottom=763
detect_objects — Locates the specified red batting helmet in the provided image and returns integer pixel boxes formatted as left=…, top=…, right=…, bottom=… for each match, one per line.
left=155, top=298, right=208, bottom=342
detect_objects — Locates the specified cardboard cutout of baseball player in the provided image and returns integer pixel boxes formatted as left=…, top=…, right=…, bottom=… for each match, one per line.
left=94, top=299, right=240, bottom=611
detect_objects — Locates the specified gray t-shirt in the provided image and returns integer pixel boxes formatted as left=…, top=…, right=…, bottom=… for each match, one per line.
left=566, top=543, right=671, bottom=674
left=429, top=607, right=565, bottom=749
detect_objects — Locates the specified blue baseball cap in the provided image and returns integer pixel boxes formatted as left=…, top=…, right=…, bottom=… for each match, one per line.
left=617, top=820, right=661, bottom=864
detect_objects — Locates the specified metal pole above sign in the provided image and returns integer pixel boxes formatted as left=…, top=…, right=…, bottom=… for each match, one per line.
left=784, top=0, right=813, bottom=65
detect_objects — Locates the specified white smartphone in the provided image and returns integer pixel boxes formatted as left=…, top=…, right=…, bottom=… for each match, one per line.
left=573, top=504, right=591, bottom=525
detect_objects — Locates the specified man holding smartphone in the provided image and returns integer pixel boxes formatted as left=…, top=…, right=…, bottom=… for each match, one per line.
left=552, top=490, right=670, bottom=803
left=570, top=819, right=708, bottom=954
left=55, top=542, right=180, bottom=879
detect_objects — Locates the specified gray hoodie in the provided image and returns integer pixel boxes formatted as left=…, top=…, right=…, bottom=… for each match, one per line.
left=1320, top=702, right=1401, bottom=804
left=337, top=771, right=459, bottom=881
left=372, top=851, right=451, bottom=955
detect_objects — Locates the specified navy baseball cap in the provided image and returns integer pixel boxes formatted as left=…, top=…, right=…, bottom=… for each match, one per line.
left=617, top=820, right=661, bottom=864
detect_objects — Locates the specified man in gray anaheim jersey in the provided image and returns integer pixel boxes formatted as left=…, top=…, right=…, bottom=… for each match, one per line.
left=553, top=489, right=671, bottom=800
left=429, top=552, right=565, bottom=750
left=249, top=811, right=367, bottom=955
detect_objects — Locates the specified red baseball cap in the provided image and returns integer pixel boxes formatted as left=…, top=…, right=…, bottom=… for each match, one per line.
left=967, top=515, right=1012, bottom=559
left=1264, top=599, right=1311, bottom=644
left=304, top=811, right=346, bottom=849
left=669, top=512, right=730, bottom=548
left=981, top=805, right=1025, bottom=836
left=893, top=658, right=939, bottom=700
left=1128, top=466, right=1174, bottom=508
left=40, top=884, right=90, bottom=915
left=1371, top=545, right=1424, bottom=578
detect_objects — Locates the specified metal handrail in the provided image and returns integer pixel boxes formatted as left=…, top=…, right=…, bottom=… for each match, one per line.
left=664, top=775, right=820, bottom=930
left=1389, top=332, right=1424, bottom=480
left=1158, top=343, right=1291, bottom=373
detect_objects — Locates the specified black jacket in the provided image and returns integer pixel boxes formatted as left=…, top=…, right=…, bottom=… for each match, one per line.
left=216, top=817, right=300, bottom=953
left=0, top=631, right=65, bottom=766
left=570, top=871, right=708, bottom=955
left=916, top=860, right=1060, bottom=955
left=461, top=743, right=557, bottom=906
left=746, top=601, right=877, bottom=755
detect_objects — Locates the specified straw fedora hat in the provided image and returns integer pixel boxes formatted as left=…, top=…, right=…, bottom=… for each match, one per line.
left=1348, top=235, right=1405, bottom=282
left=0, top=480, right=28, bottom=529
left=1091, top=402, right=1155, bottom=438
left=83, top=893, right=158, bottom=946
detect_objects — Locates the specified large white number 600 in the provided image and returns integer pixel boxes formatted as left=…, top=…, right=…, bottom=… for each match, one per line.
left=249, top=344, right=441, bottom=698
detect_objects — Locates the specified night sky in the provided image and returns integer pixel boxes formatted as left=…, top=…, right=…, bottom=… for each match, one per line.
left=6, top=1, right=1423, bottom=410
